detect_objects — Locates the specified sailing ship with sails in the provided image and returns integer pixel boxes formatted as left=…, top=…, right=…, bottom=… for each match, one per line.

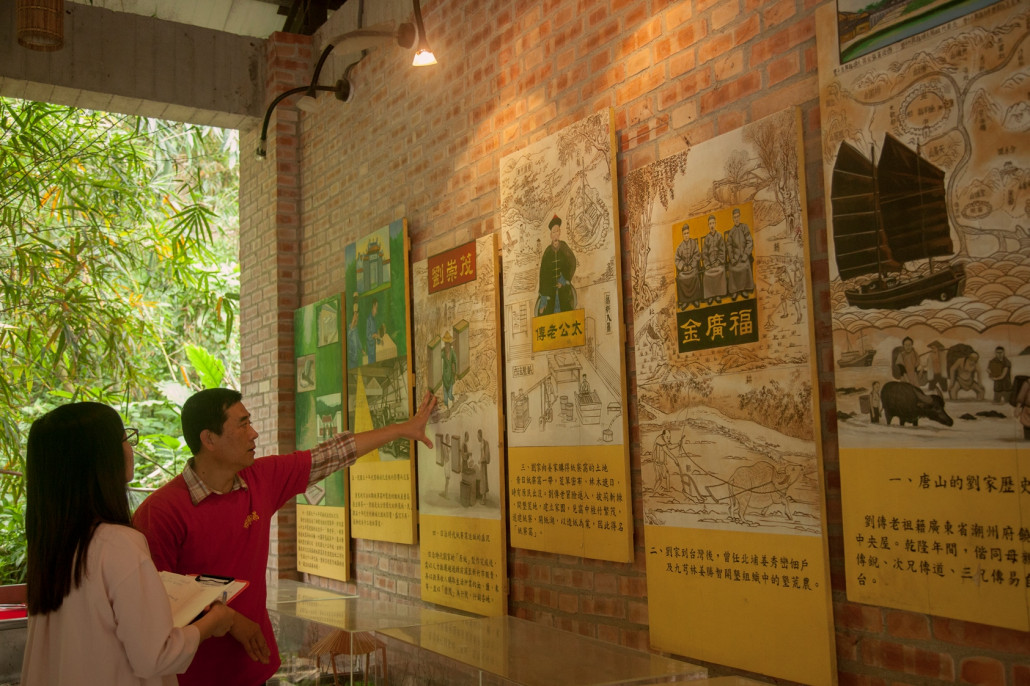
left=830, top=133, right=965, bottom=310
left=837, top=330, right=875, bottom=368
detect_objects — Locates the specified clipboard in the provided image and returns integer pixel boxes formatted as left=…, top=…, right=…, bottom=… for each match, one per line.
left=160, top=571, right=249, bottom=627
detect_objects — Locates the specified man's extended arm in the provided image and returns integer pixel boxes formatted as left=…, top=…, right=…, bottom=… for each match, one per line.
left=307, top=391, right=438, bottom=486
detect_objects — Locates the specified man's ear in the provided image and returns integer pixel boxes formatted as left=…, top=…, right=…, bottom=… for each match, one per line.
left=199, top=428, right=218, bottom=451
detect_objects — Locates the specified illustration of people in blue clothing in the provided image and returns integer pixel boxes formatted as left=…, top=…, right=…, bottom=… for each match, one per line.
left=346, top=293, right=362, bottom=366
left=365, top=297, right=381, bottom=363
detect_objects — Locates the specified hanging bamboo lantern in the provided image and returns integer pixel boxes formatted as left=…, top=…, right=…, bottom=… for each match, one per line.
left=16, top=0, right=65, bottom=52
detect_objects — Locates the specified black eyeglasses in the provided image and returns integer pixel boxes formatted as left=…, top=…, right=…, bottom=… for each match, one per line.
left=124, top=427, right=139, bottom=446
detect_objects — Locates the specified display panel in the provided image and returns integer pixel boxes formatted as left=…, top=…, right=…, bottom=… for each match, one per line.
left=816, top=0, right=1030, bottom=630
left=626, top=108, right=836, bottom=684
left=413, top=235, right=508, bottom=615
left=294, top=294, right=349, bottom=581
left=344, top=219, right=418, bottom=544
left=499, top=109, right=633, bottom=562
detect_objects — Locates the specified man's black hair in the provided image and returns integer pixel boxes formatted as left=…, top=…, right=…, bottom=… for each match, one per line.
left=181, top=388, right=243, bottom=455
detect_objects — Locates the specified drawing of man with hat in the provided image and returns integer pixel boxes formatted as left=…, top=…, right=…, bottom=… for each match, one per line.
left=925, top=339, right=948, bottom=395
left=537, top=215, right=577, bottom=315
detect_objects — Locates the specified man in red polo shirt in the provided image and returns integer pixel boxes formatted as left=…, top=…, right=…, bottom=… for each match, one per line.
left=134, top=387, right=436, bottom=685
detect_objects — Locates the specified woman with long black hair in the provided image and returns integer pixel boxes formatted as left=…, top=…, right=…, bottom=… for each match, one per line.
left=21, top=402, right=233, bottom=685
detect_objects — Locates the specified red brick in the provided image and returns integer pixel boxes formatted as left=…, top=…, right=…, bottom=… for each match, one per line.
left=699, top=32, right=735, bottom=65
left=628, top=599, right=649, bottom=624
left=718, top=109, right=747, bottom=133
left=699, top=71, right=762, bottom=114
left=617, top=575, right=648, bottom=597
left=768, top=50, right=801, bottom=85
left=885, top=610, right=930, bottom=640
left=728, top=15, right=759, bottom=47
left=618, top=15, right=662, bottom=56
left=751, top=16, right=816, bottom=64
left=669, top=49, right=698, bottom=79
left=765, top=0, right=797, bottom=27
left=836, top=631, right=859, bottom=662
left=752, top=73, right=819, bottom=120
left=960, top=657, right=1005, bottom=686
left=711, top=0, right=740, bottom=31
left=714, top=49, right=745, bottom=80
left=860, top=639, right=954, bottom=680
left=665, top=0, right=694, bottom=27
left=838, top=674, right=887, bottom=686
left=597, top=623, right=620, bottom=644
left=594, top=572, right=618, bottom=594
left=933, top=617, right=1030, bottom=654
left=558, top=592, right=579, bottom=613
left=837, top=601, right=884, bottom=632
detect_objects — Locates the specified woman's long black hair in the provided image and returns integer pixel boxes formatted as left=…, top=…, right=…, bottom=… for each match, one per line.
left=25, top=402, right=132, bottom=615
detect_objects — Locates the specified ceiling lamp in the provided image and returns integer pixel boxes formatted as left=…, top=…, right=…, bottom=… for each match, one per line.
left=411, top=0, right=437, bottom=67
left=256, top=1, right=438, bottom=158
left=16, top=0, right=64, bottom=52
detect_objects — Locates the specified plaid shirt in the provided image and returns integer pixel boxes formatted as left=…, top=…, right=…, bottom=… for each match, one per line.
left=182, top=432, right=358, bottom=506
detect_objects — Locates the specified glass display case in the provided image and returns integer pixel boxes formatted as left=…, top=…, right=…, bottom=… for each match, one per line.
left=380, top=615, right=708, bottom=685
left=268, top=579, right=464, bottom=685
left=267, top=580, right=708, bottom=685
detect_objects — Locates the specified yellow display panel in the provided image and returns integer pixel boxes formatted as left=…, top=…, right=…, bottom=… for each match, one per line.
left=507, top=444, right=631, bottom=561
left=841, top=447, right=1030, bottom=630
left=349, top=460, right=416, bottom=542
left=297, top=504, right=350, bottom=581
left=419, top=514, right=506, bottom=616
left=647, top=526, right=833, bottom=685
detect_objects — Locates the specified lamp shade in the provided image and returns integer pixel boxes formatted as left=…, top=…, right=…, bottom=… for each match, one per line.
left=412, top=48, right=437, bottom=67
left=17, top=0, right=64, bottom=52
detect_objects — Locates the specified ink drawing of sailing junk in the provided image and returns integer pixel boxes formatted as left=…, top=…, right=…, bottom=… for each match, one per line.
left=821, top=1, right=1030, bottom=449
left=500, top=110, right=625, bottom=447
left=627, top=108, right=824, bottom=535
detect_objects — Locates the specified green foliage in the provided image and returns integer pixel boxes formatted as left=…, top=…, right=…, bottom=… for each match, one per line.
left=0, top=97, right=240, bottom=583
left=185, top=344, right=227, bottom=390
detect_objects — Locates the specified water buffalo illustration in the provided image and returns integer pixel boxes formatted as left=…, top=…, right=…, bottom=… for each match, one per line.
left=880, top=381, right=954, bottom=427
left=727, top=460, right=804, bottom=525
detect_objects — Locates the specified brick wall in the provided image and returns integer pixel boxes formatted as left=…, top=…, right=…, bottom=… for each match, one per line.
left=240, top=1, right=1030, bottom=684
left=240, top=32, right=313, bottom=582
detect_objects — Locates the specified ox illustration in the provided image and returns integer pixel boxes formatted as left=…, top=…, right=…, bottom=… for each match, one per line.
left=726, top=460, right=804, bottom=525
left=880, top=381, right=954, bottom=427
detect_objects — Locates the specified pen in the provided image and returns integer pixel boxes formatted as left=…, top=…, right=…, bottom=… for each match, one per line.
left=221, top=591, right=228, bottom=602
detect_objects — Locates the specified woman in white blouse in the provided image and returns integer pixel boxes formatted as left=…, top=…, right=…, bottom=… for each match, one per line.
left=21, top=402, right=234, bottom=685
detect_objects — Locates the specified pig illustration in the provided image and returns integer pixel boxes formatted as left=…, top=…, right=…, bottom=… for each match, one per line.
left=880, top=381, right=954, bottom=427
left=727, top=460, right=804, bottom=525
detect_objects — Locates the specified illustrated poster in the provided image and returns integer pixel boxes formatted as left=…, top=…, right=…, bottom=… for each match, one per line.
left=817, top=0, right=1030, bottom=630
left=344, top=219, right=417, bottom=544
left=626, top=108, right=836, bottom=684
left=413, top=235, right=508, bottom=615
left=499, top=109, right=633, bottom=562
left=294, top=294, right=349, bottom=581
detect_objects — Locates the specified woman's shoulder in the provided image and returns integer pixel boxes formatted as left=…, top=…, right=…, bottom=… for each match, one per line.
left=92, top=523, right=149, bottom=556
